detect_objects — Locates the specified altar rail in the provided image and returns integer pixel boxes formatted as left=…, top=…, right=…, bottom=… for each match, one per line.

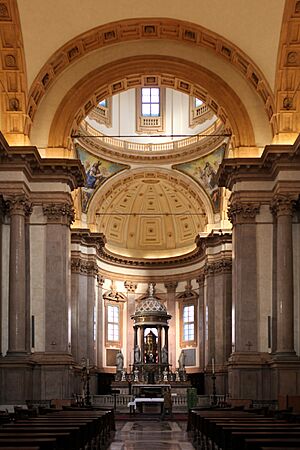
left=91, top=394, right=213, bottom=412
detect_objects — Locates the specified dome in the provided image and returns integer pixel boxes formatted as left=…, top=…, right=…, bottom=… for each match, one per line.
left=135, top=297, right=167, bottom=316
left=132, top=283, right=171, bottom=322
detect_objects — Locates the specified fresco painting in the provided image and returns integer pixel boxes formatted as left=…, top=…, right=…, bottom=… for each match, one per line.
left=76, top=145, right=129, bottom=212
left=173, top=145, right=225, bottom=212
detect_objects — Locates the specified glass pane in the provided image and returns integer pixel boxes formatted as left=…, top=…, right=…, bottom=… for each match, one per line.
left=107, top=306, right=114, bottom=322
left=195, top=98, right=203, bottom=107
left=150, top=104, right=159, bottom=116
left=99, top=99, right=107, bottom=107
left=151, top=88, right=160, bottom=98
left=142, top=104, right=151, bottom=116
left=142, top=88, right=151, bottom=102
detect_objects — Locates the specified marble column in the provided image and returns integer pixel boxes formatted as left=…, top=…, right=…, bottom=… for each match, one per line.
left=42, top=203, right=74, bottom=355
left=228, top=201, right=260, bottom=353
left=204, top=264, right=215, bottom=368
left=271, top=195, right=296, bottom=356
left=197, top=275, right=205, bottom=370
left=0, top=197, right=6, bottom=356
left=96, top=275, right=105, bottom=368
left=6, top=195, right=32, bottom=355
left=157, top=325, right=162, bottom=363
left=164, top=281, right=178, bottom=370
left=87, top=262, right=98, bottom=365
left=125, top=281, right=137, bottom=368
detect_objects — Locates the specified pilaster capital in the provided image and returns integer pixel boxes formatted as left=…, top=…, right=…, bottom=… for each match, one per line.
left=97, top=274, right=105, bottom=286
left=5, top=194, right=32, bottom=217
left=164, top=281, right=178, bottom=293
left=124, top=280, right=137, bottom=293
left=196, top=274, right=205, bottom=286
left=204, top=259, right=232, bottom=275
left=43, top=203, right=75, bottom=225
left=227, top=201, right=260, bottom=225
left=71, top=257, right=98, bottom=276
left=270, top=194, right=297, bottom=217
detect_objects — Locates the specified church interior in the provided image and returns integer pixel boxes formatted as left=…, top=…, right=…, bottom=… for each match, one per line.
left=1, top=0, right=300, bottom=430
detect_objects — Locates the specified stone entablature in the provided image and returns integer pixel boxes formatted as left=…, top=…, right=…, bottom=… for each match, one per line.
left=0, top=132, right=85, bottom=191
left=217, top=135, right=300, bottom=191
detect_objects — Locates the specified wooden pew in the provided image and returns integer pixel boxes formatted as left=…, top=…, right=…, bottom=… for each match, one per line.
left=244, top=438, right=300, bottom=449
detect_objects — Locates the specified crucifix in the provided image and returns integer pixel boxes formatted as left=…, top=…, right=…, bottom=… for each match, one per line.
left=246, top=341, right=252, bottom=351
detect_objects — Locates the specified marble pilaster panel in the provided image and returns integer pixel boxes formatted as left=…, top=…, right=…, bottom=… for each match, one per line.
left=196, top=275, right=205, bottom=370
left=228, top=201, right=260, bottom=353
left=87, top=265, right=98, bottom=365
left=125, top=281, right=137, bottom=368
left=43, top=203, right=74, bottom=354
left=164, top=281, right=177, bottom=370
left=271, top=194, right=297, bottom=356
left=96, top=275, right=105, bottom=368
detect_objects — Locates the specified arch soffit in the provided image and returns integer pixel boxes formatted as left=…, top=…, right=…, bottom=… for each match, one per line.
left=27, top=18, right=275, bottom=138
left=48, top=56, right=255, bottom=149
left=86, top=167, right=215, bottom=228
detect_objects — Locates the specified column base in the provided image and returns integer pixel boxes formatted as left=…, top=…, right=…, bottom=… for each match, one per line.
left=227, top=352, right=272, bottom=400
left=272, top=351, right=299, bottom=361
left=270, top=355, right=300, bottom=398
left=0, top=355, right=34, bottom=403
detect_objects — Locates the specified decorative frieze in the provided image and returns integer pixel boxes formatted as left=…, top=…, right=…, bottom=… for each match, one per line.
left=43, top=203, right=75, bottom=225
left=227, top=202, right=260, bottom=225
left=204, top=259, right=232, bottom=275
left=71, top=257, right=98, bottom=276
left=270, top=194, right=297, bottom=217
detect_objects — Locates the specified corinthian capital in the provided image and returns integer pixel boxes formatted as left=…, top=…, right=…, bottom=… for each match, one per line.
left=270, top=194, right=297, bottom=217
left=43, top=203, right=75, bottom=225
left=5, top=194, right=32, bottom=216
left=124, top=280, right=137, bottom=293
left=227, top=201, right=260, bottom=225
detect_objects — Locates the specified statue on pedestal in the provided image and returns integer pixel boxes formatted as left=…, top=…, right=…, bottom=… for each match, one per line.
left=134, top=344, right=141, bottom=364
left=161, top=345, right=168, bottom=365
left=116, top=350, right=124, bottom=372
left=178, top=350, right=186, bottom=370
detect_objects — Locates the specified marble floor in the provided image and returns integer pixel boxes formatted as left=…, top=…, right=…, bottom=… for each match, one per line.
left=108, top=420, right=193, bottom=450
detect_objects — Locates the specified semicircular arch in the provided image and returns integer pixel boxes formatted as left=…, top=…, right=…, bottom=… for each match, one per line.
left=48, top=55, right=256, bottom=150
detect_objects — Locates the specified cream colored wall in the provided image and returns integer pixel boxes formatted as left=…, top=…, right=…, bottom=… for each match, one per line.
left=87, top=88, right=216, bottom=144
left=17, top=0, right=285, bottom=89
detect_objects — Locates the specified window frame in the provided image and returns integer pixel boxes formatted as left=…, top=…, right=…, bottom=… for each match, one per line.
left=179, top=299, right=197, bottom=348
left=105, top=301, right=123, bottom=348
left=189, top=96, right=213, bottom=128
left=136, top=86, right=165, bottom=133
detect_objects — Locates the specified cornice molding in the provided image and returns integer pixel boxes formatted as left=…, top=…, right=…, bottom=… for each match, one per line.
left=217, top=135, right=300, bottom=190
left=195, top=231, right=232, bottom=252
left=0, top=132, right=85, bottom=190
left=71, top=228, right=107, bottom=252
